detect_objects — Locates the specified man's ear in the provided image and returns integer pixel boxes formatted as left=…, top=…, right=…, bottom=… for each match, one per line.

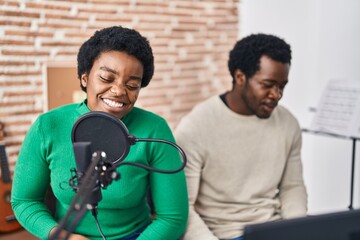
left=80, top=73, right=88, bottom=88
left=234, top=69, right=246, bottom=87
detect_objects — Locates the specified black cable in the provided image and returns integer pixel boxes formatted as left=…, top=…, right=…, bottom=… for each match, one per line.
left=92, top=208, right=106, bottom=240
left=118, top=137, right=187, bottom=174
left=88, top=138, right=187, bottom=239
left=61, top=137, right=187, bottom=239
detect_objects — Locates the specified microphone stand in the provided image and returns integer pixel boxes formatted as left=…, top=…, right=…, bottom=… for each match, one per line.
left=49, top=151, right=117, bottom=240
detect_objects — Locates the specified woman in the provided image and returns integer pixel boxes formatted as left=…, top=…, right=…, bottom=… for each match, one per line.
left=11, top=26, right=188, bottom=240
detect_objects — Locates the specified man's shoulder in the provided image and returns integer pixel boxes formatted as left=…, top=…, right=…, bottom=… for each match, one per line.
left=175, top=96, right=220, bottom=132
left=275, top=105, right=297, bottom=119
left=273, top=105, right=301, bottom=129
left=188, top=95, right=220, bottom=115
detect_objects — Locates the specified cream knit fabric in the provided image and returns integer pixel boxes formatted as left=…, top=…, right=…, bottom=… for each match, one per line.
left=175, top=95, right=307, bottom=240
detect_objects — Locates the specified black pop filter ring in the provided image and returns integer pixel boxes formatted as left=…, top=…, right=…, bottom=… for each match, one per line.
left=71, top=111, right=130, bottom=165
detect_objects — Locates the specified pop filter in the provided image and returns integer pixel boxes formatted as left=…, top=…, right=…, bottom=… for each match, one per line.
left=71, top=111, right=130, bottom=165
left=71, top=111, right=187, bottom=173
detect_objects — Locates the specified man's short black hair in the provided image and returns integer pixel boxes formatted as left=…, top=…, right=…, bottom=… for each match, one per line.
left=77, top=26, right=154, bottom=92
left=228, top=33, right=291, bottom=82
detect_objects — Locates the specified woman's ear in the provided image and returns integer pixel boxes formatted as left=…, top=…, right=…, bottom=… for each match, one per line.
left=80, top=73, right=88, bottom=88
left=234, top=69, right=246, bottom=87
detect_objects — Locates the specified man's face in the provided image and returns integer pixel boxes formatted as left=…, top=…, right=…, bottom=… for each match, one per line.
left=240, top=55, right=289, bottom=119
left=81, top=50, right=144, bottom=119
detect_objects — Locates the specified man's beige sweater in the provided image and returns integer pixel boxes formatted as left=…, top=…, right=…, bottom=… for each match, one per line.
left=175, top=96, right=307, bottom=240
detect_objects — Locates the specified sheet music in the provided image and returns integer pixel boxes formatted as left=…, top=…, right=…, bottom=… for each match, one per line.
left=310, top=79, right=360, bottom=138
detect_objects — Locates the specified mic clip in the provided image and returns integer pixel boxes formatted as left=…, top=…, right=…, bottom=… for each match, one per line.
left=94, top=151, right=121, bottom=189
left=69, top=151, right=121, bottom=194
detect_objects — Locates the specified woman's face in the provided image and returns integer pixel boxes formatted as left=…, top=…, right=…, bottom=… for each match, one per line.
left=81, top=50, right=144, bottom=119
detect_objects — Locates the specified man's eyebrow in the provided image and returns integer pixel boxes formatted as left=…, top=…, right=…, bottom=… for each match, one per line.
left=263, top=79, right=288, bottom=84
left=262, top=79, right=277, bottom=84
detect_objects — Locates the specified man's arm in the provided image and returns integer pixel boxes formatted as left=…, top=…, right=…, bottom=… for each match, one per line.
left=175, top=118, right=218, bottom=240
left=279, top=126, right=308, bottom=219
left=183, top=169, right=218, bottom=240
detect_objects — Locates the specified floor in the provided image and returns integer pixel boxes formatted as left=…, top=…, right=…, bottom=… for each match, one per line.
left=0, top=229, right=37, bottom=240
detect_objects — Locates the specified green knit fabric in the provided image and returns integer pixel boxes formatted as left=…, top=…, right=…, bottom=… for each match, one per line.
left=12, top=101, right=188, bottom=240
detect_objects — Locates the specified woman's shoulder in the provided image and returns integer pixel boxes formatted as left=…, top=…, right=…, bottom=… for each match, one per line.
left=45, top=103, right=79, bottom=115
left=124, top=107, right=173, bottom=138
left=35, top=103, right=80, bottom=125
left=126, top=107, right=166, bottom=123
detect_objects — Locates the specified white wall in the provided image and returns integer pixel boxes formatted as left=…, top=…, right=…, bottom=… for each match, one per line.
left=239, top=0, right=360, bottom=214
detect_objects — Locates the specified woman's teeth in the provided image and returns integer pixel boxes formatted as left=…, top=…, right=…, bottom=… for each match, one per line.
left=103, top=98, right=124, bottom=108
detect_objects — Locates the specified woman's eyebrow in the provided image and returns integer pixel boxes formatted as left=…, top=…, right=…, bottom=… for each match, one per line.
left=129, top=76, right=142, bottom=81
left=100, top=65, right=142, bottom=81
left=99, top=66, right=118, bottom=75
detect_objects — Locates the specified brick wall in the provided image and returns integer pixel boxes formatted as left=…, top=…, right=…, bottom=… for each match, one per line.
left=0, top=0, right=239, bottom=170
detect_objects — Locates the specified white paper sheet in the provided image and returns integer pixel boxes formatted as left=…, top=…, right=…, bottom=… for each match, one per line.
left=310, top=79, right=360, bottom=138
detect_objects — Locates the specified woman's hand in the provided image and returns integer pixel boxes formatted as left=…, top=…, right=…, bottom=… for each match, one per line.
left=68, top=233, right=90, bottom=240
left=49, top=227, right=90, bottom=240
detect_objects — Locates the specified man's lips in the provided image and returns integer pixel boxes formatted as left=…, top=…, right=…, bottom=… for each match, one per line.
left=262, top=102, right=277, bottom=112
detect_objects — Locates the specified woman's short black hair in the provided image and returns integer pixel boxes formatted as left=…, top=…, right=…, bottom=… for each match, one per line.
left=228, top=33, right=291, bottom=82
left=77, top=26, right=154, bottom=92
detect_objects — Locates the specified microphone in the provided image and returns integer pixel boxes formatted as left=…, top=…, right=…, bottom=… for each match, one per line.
left=53, top=111, right=187, bottom=239
left=73, top=142, right=102, bottom=209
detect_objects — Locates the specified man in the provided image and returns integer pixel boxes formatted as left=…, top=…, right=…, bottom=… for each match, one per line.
left=175, top=33, right=307, bottom=240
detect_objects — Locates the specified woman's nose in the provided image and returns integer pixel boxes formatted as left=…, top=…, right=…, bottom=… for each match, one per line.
left=109, top=84, right=126, bottom=96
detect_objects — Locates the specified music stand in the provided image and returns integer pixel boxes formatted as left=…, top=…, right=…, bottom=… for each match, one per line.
left=302, top=128, right=359, bottom=210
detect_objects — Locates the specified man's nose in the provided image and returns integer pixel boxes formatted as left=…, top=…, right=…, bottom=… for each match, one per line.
left=269, top=86, right=283, bottom=100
